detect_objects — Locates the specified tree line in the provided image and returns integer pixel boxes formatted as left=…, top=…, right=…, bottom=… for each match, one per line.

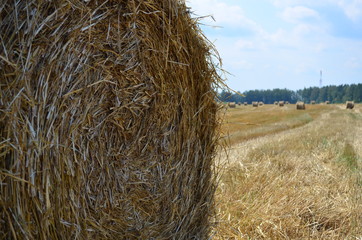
left=219, top=84, right=362, bottom=104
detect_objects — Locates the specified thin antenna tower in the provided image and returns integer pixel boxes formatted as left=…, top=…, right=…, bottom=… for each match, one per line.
left=319, top=70, right=322, bottom=88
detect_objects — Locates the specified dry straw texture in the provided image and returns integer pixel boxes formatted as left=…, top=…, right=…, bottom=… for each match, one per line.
left=296, top=101, right=305, bottom=110
left=252, top=102, right=258, bottom=107
left=325, top=101, right=330, bottom=104
left=279, top=101, right=284, bottom=107
left=311, top=100, right=316, bottom=104
left=258, top=101, right=264, bottom=106
left=0, top=0, right=222, bottom=239
left=243, top=102, right=247, bottom=106
left=346, top=101, right=354, bottom=109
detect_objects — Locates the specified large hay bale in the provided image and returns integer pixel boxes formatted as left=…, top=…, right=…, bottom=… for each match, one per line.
left=0, top=1, right=222, bottom=239
left=296, top=101, right=306, bottom=110
left=346, top=101, right=355, bottom=109
left=228, top=102, right=236, bottom=108
left=252, top=101, right=258, bottom=107
left=279, top=101, right=285, bottom=107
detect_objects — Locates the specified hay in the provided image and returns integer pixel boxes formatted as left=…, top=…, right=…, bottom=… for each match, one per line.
left=258, top=101, right=264, bottom=106
left=346, top=101, right=354, bottom=109
left=237, top=102, right=241, bottom=106
left=311, top=100, right=316, bottom=104
left=243, top=102, right=248, bottom=106
left=325, top=101, right=330, bottom=104
left=285, top=101, right=289, bottom=104
left=274, top=101, right=278, bottom=105
left=228, top=102, right=236, bottom=108
left=252, top=101, right=258, bottom=107
left=279, top=101, right=284, bottom=107
left=0, top=1, right=222, bottom=239
left=296, top=101, right=305, bottom=110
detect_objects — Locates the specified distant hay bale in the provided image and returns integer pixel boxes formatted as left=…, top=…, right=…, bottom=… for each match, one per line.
left=244, top=102, right=248, bottom=106
left=311, top=100, right=316, bottom=104
left=285, top=101, right=289, bottom=104
left=296, top=101, right=306, bottom=110
left=325, top=101, right=330, bottom=104
left=228, top=102, right=236, bottom=108
left=252, top=101, right=258, bottom=107
left=0, top=1, right=222, bottom=239
left=346, top=101, right=354, bottom=109
left=279, top=101, right=285, bottom=107
left=274, top=101, right=278, bottom=105
left=237, top=102, right=241, bottom=106
left=258, top=101, right=264, bottom=106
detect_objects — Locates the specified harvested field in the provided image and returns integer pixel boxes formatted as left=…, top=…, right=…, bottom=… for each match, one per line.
left=215, top=104, right=362, bottom=239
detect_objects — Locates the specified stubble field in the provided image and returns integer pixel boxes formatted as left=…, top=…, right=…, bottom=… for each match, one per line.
left=214, top=103, right=362, bottom=239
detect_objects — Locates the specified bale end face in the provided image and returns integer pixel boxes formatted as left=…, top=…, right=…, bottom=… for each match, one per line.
left=0, top=1, right=221, bottom=239
left=346, top=101, right=354, bottom=109
left=228, top=102, right=236, bottom=108
left=296, top=101, right=306, bottom=110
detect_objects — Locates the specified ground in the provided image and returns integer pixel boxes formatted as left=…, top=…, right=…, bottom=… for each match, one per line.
left=214, top=103, right=362, bottom=239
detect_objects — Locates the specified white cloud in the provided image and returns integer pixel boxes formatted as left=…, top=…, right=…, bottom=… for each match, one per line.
left=345, top=57, right=361, bottom=69
left=281, top=6, right=320, bottom=23
left=269, top=0, right=362, bottom=21
left=235, top=40, right=256, bottom=50
left=188, top=0, right=362, bottom=90
left=188, top=0, right=264, bottom=33
left=233, top=60, right=254, bottom=69
left=337, top=0, right=362, bottom=21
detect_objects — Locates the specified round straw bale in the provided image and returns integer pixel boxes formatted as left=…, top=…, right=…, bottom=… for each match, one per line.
left=279, top=101, right=285, bottom=107
left=311, top=100, right=316, bottom=104
left=228, top=102, right=236, bottom=108
left=346, top=101, right=354, bottom=109
left=274, top=101, right=278, bottom=105
left=252, top=101, right=258, bottom=107
left=296, top=101, right=306, bottom=110
left=0, top=1, right=221, bottom=239
left=258, top=101, right=264, bottom=106
left=237, top=102, right=241, bottom=106
left=244, top=102, right=248, bottom=106
left=285, top=101, right=289, bottom=104
left=325, top=101, right=330, bottom=104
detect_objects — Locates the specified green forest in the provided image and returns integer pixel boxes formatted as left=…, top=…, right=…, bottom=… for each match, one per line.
left=219, top=83, right=362, bottom=104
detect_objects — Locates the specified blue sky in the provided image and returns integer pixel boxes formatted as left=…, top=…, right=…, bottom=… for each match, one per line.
left=187, top=0, right=362, bottom=91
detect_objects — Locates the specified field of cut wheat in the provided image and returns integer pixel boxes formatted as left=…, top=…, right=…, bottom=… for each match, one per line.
left=214, top=103, right=362, bottom=239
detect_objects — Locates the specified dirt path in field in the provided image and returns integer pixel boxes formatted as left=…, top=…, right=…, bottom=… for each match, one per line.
left=217, top=107, right=362, bottom=165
